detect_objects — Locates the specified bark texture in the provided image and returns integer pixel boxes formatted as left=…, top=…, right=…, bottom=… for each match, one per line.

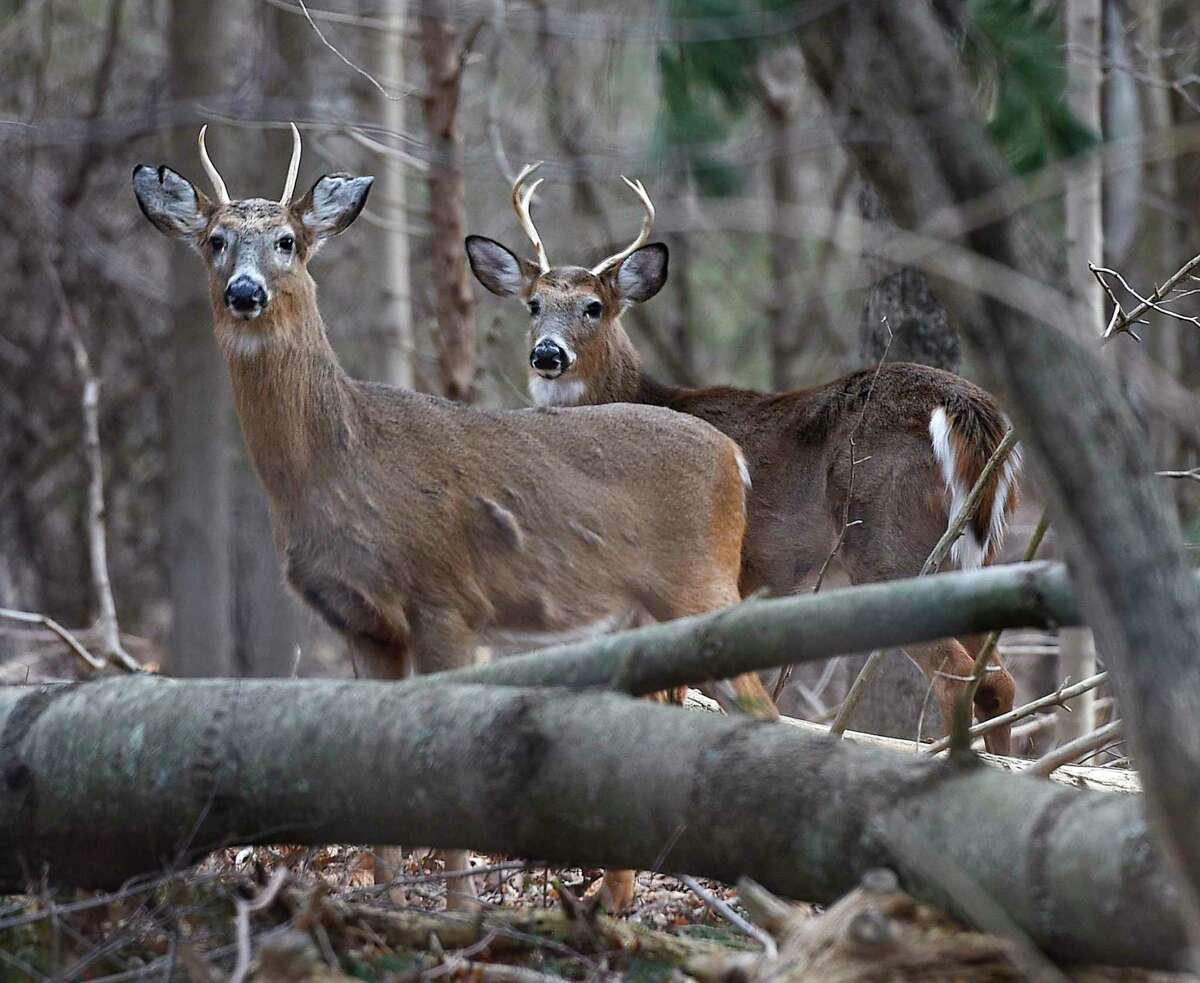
left=796, top=0, right=1200, bottom=931
left=165, top=0, right=235, bottom=676
left=0, top=677, right=1186, bottom=968
left=434, top=562, right=1080, bottom=698
left=420, top=0, right=475, bottom=402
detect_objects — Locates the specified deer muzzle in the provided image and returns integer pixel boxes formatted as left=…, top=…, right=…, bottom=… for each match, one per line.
left=530, top=337, right=573, bottom=378
left=224, top=275, right=268, bottom=319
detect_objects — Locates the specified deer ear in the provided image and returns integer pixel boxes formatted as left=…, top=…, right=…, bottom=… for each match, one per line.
left=612, top=243, right=669, bottom=304
left=465, top=236, right=537, bottom=297
left=132, top=165, right=211, bottom=241
left=297, top=173, right=373, bottom=240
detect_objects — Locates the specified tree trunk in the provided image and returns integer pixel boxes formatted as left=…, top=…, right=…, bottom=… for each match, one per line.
left=762, top=53, right=805, bottom=392
left=795, top=0, right=1200, bottom=933
left=165, top=0, right=235, bottom=677
left=1136, top=0, right=1184, bottom=495
left=1057, top=0, right=1104, bottom=743
left=857, top=185, right=961, bottom=373
left=368, top=0, right=415, bottom=390
left=0, top=677, right=1187, bottom=968
left=419, top=0, right=475, bottom=402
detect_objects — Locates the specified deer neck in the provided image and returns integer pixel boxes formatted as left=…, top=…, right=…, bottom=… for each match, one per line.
left=215, top=280, right=355, bottom=508
left=575, top=318, right=648, bottom=404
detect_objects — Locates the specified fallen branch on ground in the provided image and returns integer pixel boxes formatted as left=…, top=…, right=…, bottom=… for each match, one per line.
left=431, top=561, right=1091, bottom=700
left=1028, top=719, right=1125, bottom=778
left=926, top=671, right=1108, bottom=755
left=0, top=677, right=1184, bottom=967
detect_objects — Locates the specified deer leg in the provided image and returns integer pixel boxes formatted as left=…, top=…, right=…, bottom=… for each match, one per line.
left=411, top=610, right=483, bottom=911
left=958, top=633, right=1016, bottom=755
left=904, top=638, right=1015, bottom=756
left=345, top=634, right=415, bottom=898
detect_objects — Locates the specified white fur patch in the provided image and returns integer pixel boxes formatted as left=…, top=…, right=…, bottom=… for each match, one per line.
left=735, top=449, right=752, bottom=492
left=929, top=407, right=984, bottom=571
left=528, top=376, right=587, bottom=407
left=987, top=426, right=1021, bottom=561
left=219, top=328, right=275, bottom=359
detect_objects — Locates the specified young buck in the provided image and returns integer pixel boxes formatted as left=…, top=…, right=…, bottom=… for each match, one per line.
left=466, top=165, right=1021, bottom=754
left=133, top=128, right=774, bottom=911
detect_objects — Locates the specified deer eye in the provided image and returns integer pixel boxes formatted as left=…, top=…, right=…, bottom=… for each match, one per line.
left=528, top=298, right=542, bottom=316
left=584, top=300, right=602, bottom=318
left=277, top=234, right=295, bottom=254
left=209, top=233, right=227, bottom=253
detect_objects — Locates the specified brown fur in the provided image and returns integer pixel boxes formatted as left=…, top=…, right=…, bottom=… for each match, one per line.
left=135, top=174, right=776, bottom=912
left=513, top=275, right=1019, bottom=752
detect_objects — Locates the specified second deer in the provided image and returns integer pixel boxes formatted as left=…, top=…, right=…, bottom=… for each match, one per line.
left=466, top=165, right=1020, bottom=754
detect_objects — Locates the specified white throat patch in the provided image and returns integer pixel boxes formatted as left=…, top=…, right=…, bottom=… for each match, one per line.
left=219, top=327, right=276, bottom=360
left=528, top=375, right=588, bottom=407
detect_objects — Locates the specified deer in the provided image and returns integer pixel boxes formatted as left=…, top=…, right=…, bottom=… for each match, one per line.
left=132, top=127, right=776, bottom=912
left=465, top=164, right=1021, bottom=755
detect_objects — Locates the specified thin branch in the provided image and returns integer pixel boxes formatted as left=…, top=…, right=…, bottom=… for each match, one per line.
left=947, top=508, right=1049, bottom=753
left=1157, top=467, right=1200, bottom=483
left=678, top=874, right=778, bottom=959
left=293, top=0, right=412, bottom=100
left=0, top=607, right=104, bottom=671
left=44, top=259, right=141, bottom=673
left=1094, top=251, right=1200, bottom=341
left=1027, top=719, right=1124, bottom=778
left=926, top=671, right=1109, bottom=755
left=229, top=867, right=289, bottom=983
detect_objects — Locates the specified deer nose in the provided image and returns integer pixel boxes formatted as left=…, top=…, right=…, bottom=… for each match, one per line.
left=530, top=339, right=570, bottom=377
left=224, top=276, right=267, bottom=316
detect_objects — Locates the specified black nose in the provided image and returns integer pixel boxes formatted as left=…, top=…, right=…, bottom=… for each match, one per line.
left=224, top=276, right=267, bottom=313
left=530, top=339, right=568, bottom=374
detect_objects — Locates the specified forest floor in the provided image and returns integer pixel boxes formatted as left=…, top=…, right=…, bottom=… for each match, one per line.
left=3, top=843, right=1197, bottom=982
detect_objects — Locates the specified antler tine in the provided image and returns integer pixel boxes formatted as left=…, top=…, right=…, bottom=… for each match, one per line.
left=197, top=125, right=231, bottom=204
left=590, top=175, right=655, bottom=276
left=511, top=161, right=551, bottom=273
left=280, top=122, right=302, bottom=204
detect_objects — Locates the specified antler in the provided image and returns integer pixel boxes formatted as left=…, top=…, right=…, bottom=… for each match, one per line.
left=197, top=125, right=231, bottom=204
left=511, top=161, right=550, bottom=273
left=280, top=122, right=301, bottom=204
left=590, top=176, right=655, bottom=276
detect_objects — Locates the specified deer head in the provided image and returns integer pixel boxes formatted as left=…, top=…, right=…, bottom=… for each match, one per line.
left=132, top=124, right=373, bottom=349
left=466, top=164, right=667, bottom=405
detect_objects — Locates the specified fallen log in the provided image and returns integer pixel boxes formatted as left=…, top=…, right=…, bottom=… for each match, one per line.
left=0, top=677, right=1186, bottom=968
left=425, top=561, right=1083, bottom=698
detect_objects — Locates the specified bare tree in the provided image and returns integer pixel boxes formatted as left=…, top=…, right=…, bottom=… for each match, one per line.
left=419, top=0, right=475, bottom=402
left=1057, top=0, right=1104, bottom=741
left=165, top=0, right=236, bottom=677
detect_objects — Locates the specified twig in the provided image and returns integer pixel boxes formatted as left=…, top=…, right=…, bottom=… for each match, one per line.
left=828, top=649, right=884, bottom=737
left=927, top=674, right=1108, bottom=756
left=678, top=874, right=778, bottom=960
left=1157, top=467, right=1200, bottom=483
left=44, top=259, right=141, bottom=673
left=947, top=508, right=1049, bottom=753
left=0, top=607, right=104, bottom=671
left=294, top=0, right=410, bottom=100
left=773, top=316, right=894, bottom=702
left=1027, top=719, right=1124, bottom=778
left=229, top=867, right=289, bottom=983
left=1094, top=251, right=1200, bottom=341
left=919, top=429, right=1020, bottom=576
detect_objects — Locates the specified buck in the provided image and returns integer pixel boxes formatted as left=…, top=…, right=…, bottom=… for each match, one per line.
left=132, top=127, right=774, bottom=911
left=466, top=165, right=1021, bottom=754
